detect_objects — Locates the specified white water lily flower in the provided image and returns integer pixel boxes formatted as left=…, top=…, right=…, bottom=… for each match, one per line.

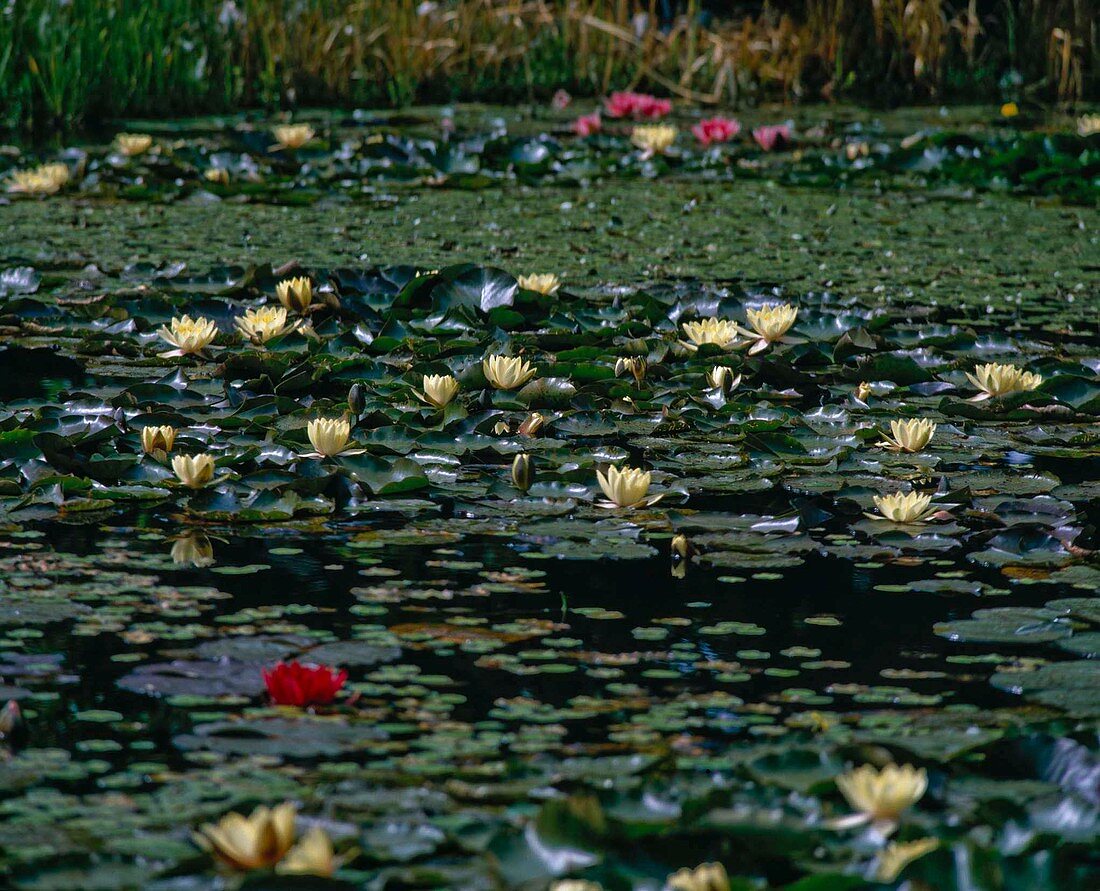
left=236, top=305, right=294, bottom=344
left=7, top=162, right=70, bottom=195
left=171, top=454, right=216, bottom=489
left=880, top=418, right=936, bottom=452
left=158, top=315, right=218, bottom=356
left=831, top=763, right=928, bottom=835
left=483, top=355, right=537, bottom=390
left=517, top=273, right=561, bottom=295
left=965, top=363, right=1042, bottom=401
left=744, top=303, right=797, bottom=354
left=867, top=491, right=937, bottom=524
left=595, top=464, right=663, bottom=509
left=681, top=318, right=742, bottom=350
left=418, top=374, right=460, bottom=408
left=272, top=123, right=315, bottom=150
left=305, top=417, right=362, bottom=457
left=116, top=133, right=153, bottom=156
left=706, top=366, right=741, bottom=392
left=276, top=826, right=339, bottom=877
left=275, top=277, right=314, bottom=314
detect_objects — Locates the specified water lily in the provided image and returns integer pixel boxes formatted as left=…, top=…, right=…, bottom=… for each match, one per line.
left=706, top=366, right=741, bottom=392
left=631, top=124, right=677, bottom=156
left=193, top=802, right=297, bottom=871
left=305, top=417, right=361, bottom=457
left=874, top=837, right=938, bottom=882
left=272, top=123, right=315, bottom=150
left=744, top=303, right=797, bottom=354
left=667, top=861, right=730, bottom=891
left=681, top=318, right=741, bottom=350
left=604, top=91, right=671, bottom=119
left=171, top=454, right=216, bottom=489
left=965, top=363, right=1042, bottom=401
left=752, top=123, right=792, bottom=151
left=277, top=826, right=339, bottom=877
left=483, top=355, right=537, bottom=390
left=596, top=464, right=662, bottom=509
left=7, top=162, right=70, bottom=195
left=518, top=412, right=545, bottom=435
left=263, top=660, right=347, bottom=707
left=158, top=314, right=218, bottom=357
left=692, top=117, right=741, bottom=147
left=832, top=763, right=928, bottom=834
left=880, top=419, right=936, bottom=452
left=615, top=356, right=647, bottom=385
left=116, top=133, right=153, bottom=156
left=517, top=273, right=561, bottom=295
left=171, top=532, right=214, bottom=567
left=141, top=425, right=176, bottom=460
left=868, top=491, right=937, bottom=524
left=511, top=453, right=532, bottom=491
left=275, top=276, right=314, bottom=314
left=419, top=374, right=460, bottom=408
left=571, top=112, right=602, bottom=136
left=1000, top=101, right=1020, bottom=118
left=204, top=167, right=230, bottom=185
left=236, top=306, right=293, bottom=344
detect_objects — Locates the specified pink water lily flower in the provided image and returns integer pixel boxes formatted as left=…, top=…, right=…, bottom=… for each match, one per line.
left=693, top=117, right=741, bottom=146
left=753, top=124, right=792, bottom=151
left=572, top=112, right=602, bottom=136
left=604, top=91, right=672, bottom=120
left=551, top=89, right=572, bottom=110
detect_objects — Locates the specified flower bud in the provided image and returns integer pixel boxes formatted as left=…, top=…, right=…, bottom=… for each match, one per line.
left=348, top=383, right=366, bottom=416
left=511, top=453, right=533, bottom=492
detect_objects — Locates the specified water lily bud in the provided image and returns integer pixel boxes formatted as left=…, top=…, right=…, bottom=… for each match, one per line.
left=492, top=421, right=511, bottom=436
left=615, top=356, right=647, bottom=385
left=0, top=699, right=25, bottom=745
left=518, top=412, right=545, bottom=436
left=348, top=383, right=366, bottom=416
left=512, top=453, right=533, bottom=492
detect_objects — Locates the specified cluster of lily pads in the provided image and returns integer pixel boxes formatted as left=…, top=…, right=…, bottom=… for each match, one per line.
left=4, top=108, right=1097, bottom=204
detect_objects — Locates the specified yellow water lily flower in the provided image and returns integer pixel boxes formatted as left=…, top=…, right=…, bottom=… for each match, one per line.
left=832, top=763, right=927, bottom=834
left=116, top=133, right=153, bottom=156
left=141, top=425, right=177, bottom=460
left=880, top=419, right=936, bottom=453
left=204, top=167, right=230, bottom=185
left=595, top=464, right=662, bottom=509
left=517, top=273, right=561, bottom=295
left=419, top=374, right=460, bottom=408
left=868, top=491, right=937, bottom=524
left=193, top=802, right=297, bottom=871
left=631, top=124, right=677, bottom=155
left=306, top=417, right=359, bottom=457
left=276, top=826, right=338, bottom=877
left=681, top=318, right=742, bottom=350
left=1000, top=102, right=1019, bottom=118
left=171, top=454, right=216, bottom=489
left=874, top=837, right=939, bottom=882
left=171, top=532, right=214, bottom=567
left=483, top=355, right=537, bottom=390
left=158, top=314, right=218, bottom=357
left=744, top=303, right=798, bottom=354
left=6, top=162, right=70, bottom=195
left=705, top=366, right=741, bottom=392
left=236, top=306, right=293, bottom=344
left=275, top=277, right=314, bottom=314
left=1078, top=114, right=1100, bottom=137
left=965, top=363, right=1042, bottom=401
left=273, top=123, right=315, bottom=150
left=667, top=861, right=730, bottom=891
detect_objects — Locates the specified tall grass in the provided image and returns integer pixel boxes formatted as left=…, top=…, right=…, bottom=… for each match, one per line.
left=1, top=1, right=1096, bottom=134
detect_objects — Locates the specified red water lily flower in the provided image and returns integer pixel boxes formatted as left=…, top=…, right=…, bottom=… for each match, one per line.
left=603, top=91, right=671, bottom=120
left=572, top=112, right=602, bottom=136
left=692, top=116, right=741, bottom=146
left=752, top=124, right=792, bottom=152
left=263, top=661, right=347, bottom=707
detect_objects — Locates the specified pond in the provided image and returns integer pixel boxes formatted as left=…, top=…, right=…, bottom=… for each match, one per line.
left=0, top=104, right=1098, bottom=889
